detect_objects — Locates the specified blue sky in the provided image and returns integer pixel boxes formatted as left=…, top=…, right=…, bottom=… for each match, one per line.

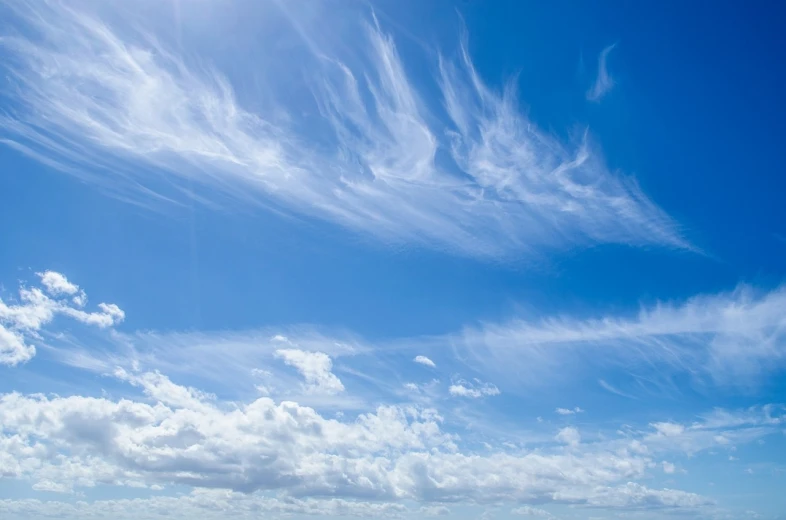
left=1, top=1, right=786, bottom=519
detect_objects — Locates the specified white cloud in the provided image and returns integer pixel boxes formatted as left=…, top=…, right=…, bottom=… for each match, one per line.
left=662, top=461, right=676, bottom=474
left=414, top=355, right=436, bottom=368
left=0, top=364, right=722, bottom=515
left=651, top=422, right=685, bottom=437
left=448, top=379, right=500, bottom=398
left=0, top=271, right=124, bottom=365
left=556, top=426, right=581, bottom=447
left=37, top=271, right=78, bottom=295
left=274, top=349, right=345, bottom=395
left=556, top=407, right=584, bottom=415
left=0, top=492, right=409, bottom=520
left=586, top=44, right=616, bottom=102
left=512, top=505, right=554, bottom=517
left=0, top=324, right=34, bottom=367
left=455, top=284, right=786, bottom=386
left=0, top=2, right=688, bottom=261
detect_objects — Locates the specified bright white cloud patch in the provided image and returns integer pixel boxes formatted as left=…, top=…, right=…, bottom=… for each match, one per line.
left=555, top=406, right=584, bottom=415
left=274, top=349, right=345, bottom=395
left=0, top=366, right=718, bottom=515
left=448, top=379, right=500, bottom=398
left=37, top=270, right=78, bottom=295
left=0, top=1, right=688, bottom=261
left=0, top=271, right=124, bottom=366
left=413, top=355, right=436, bottom=368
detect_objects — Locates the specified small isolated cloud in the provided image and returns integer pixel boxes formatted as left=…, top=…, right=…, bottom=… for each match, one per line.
left=663, top=461, right=676, bottom=474
left=556, top=426, right=581, bottom=447
left=556, top=406, right=584, bottom=415
left=587, top=43, right=617, bottom=101
left=274, top=349, right=345, bottom=395
left=414, top=355, right=436, bottom=368
left=449, top=378, right=500, bottom=398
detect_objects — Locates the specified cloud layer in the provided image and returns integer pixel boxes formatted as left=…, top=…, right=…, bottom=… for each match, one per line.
left=0, top=1, right=688, bottom=260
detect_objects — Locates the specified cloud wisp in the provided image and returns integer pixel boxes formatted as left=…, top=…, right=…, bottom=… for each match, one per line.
left=0, top=2, right=688, bottom=260
left=587, top=43, right=617, bottom=102
left=454, top=283, right=786, bottom=388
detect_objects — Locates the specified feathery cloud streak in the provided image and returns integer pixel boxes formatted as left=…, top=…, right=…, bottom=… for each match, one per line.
left=587, top=44, right=617, bottom=101
left=455, top=284, right=786, bottom=387
left=0, top=2, right=688, bottom=259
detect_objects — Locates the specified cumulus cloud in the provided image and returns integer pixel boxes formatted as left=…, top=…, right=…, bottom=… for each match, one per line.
left=586, top=44, right=616, bottom=102
left=0, top=271, right=124, bottom=365
left=448, top=379, right=500, bottom=398
left=556, top=407, right=584, bottom=415
left=37, top=271, right=78, bottom=295
left=556, top=426, right=581, bottom=447
left=274, top=349, right=345, bottom=395
left=0, top=363, right=725, bottom=516
left=413, top=355, right=436, bottom=368
left=0, top=2, right=688, bottom=261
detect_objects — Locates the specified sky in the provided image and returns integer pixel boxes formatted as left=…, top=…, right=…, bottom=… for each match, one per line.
left=1, top=1, right=786, bottom=519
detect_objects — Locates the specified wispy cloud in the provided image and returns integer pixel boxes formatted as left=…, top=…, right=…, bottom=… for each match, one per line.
left=587, top=43, right=617, bottom=102
left=0, top=2, right=688, bottom=260
left=454, top=283, right=786, bottom=387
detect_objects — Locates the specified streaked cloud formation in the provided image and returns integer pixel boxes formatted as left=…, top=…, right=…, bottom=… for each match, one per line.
left=455, top=283, right=786, bottom=388
left=587, top=43, right=617, bottom=101
left=0, top=1, right=687, bottom=260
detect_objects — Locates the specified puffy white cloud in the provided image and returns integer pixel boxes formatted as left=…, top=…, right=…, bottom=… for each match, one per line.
left=0, top=368, right=719, bottom=516
left=556, top=427, right=581, bottom=448
left=413, top=355, right=436, bottom=368
left=662, top=461, right=676, bottom=474
left=0, top=271, right=124, bottom=365
left=274, top=349, right=345, bottom=395
left=448, top=379, right=500, bottom=398
left=37, top=271, right=78, bottom=295
left=0, top=324, right=34, bottom=366
left=0, top=1, right=688, bottom=261
left=555, top=407, right=584, bottom=415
